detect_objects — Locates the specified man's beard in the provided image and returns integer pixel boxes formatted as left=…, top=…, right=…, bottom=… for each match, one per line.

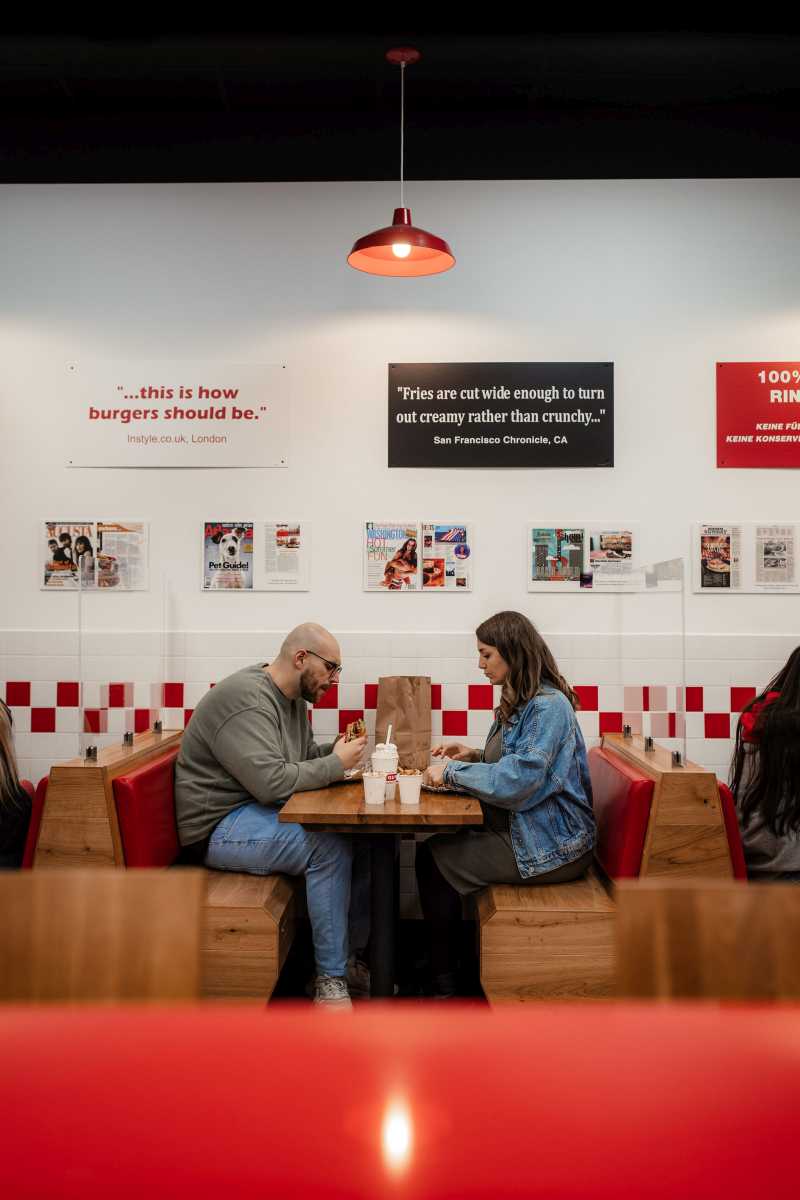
left=300, top=667, right=325, bottom=704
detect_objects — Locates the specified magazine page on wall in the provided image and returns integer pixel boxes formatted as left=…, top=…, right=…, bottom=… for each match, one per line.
left=363, top=523, right=421, bottom=591
left=584, top=524, right=641, bottom=591
left=202, top=521, right=254, bottom=590
left=259, top=522, right=310, bottom=591
left=692, top=522, right=799, bottom=593
left=526, top=526, right=585, bottom=592
left=421, top=523, right=473, bottom=591
left=42, top=521, right=96, bottom=590
left=752, top=523, right=799, bottom=593
left=692, top=523, right=743, bottom=593
left=96, top=521, right=149, bottom=590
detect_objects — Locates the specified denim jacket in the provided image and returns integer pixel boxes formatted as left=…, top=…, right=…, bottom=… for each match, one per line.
left=442, top=685, right=596, bottom=878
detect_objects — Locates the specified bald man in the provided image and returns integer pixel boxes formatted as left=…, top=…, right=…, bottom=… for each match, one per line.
left=175, top=624, right=367, bottom=1008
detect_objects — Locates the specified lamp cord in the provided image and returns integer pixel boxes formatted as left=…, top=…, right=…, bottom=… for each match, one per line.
left=400, top=62, right=405, bottom=209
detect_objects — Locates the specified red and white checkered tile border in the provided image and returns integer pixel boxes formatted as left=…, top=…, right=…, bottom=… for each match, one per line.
left=3, top=678, right=756, bottom=746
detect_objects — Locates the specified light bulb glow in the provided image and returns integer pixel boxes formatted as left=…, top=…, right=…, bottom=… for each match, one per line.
left=391, top=242, right=412, bottom=259
left=381, top=1102, right=413, bottom=1172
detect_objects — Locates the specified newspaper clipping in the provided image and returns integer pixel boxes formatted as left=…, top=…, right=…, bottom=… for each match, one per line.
left=203, top=521, right=254, bottom=590
left=42, top=521, right=148, bottom=591
left=421, top=524, right=473, bottom=591
left=698, top=524, right=742, bottom=591
left=96, top=521, right=148, bottom=590
left=586, top=526, right=638, bottom=591
left=263, top=522, right=310, bottom=591
left=528, top=527, right=584, bottom=591
left=754, top=524, right=797, bottom=591
left=364, top=523, right=421, bottom=591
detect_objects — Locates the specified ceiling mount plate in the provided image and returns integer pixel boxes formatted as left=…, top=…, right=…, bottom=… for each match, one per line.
left=386, top=47, right=421, bottom=67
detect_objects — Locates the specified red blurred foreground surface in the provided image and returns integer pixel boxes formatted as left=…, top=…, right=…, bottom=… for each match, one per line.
left=2, top=1003, right=799, bottom=1198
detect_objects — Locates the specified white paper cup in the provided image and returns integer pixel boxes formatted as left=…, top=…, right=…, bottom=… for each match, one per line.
left=398, top=774, right=422, bottom=805
left=363, top=772, right=386, bottom=805
left=372, top=748, right=399, bottom=802
left=372, top=748, right=398, bottom=774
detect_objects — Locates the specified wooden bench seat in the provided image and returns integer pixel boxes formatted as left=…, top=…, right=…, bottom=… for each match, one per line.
left=32, top=731, right=298, bottom=1002
left=477, top=866, right=616, bottom=1002
left=202, top=870, right=298, bottom=1000
left=477, top=733, right=743, bottom=1004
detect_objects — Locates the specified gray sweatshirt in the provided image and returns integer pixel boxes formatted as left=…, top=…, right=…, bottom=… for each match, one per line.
left=175, top=663, right=344, bottom=845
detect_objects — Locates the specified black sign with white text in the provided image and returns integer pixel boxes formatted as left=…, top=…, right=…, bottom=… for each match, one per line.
left=388, top=362, right=614, bottom=468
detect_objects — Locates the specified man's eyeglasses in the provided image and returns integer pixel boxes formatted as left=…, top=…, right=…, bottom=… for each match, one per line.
left=303, top=650, right=343, bottom=678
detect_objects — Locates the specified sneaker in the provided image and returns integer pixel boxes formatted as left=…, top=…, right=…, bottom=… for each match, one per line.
left=313, top=975, right=353, bottom=1010
left=431, top=971, right=458, bottom=1000
left=347, top=955, right=371, bottom=999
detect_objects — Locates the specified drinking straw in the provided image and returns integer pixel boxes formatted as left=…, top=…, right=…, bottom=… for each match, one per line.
left=387, top=724, right=393, bottom=746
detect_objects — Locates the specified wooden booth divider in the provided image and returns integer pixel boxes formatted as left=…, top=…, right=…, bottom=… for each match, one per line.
left=34, top=730, right=184, bottom=870
left=601, top=733, right=733, bottom=880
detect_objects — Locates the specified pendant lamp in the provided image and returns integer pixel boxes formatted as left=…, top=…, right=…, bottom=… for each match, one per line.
left=348, top=47, right=455, bottom=277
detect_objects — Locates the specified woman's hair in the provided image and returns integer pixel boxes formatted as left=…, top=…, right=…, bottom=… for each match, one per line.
left=731, top=645, right=800, bottom=835
left=476, top=611, right=577, bottom=723
left=395, top=539, right=417, bottom=567
left=75, top=535, right=93, bottom=555
left=0, top=699, right=22, bottom=815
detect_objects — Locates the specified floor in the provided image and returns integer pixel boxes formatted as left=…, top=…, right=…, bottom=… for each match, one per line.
left=271, top=919, right=486, bottom=1003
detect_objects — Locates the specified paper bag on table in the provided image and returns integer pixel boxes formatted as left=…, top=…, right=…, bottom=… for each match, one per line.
left=375, top=676, right=432, bottom=771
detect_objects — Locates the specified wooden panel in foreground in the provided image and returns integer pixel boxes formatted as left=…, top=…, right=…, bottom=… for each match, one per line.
left=616, top=878, right=800, bottom=1000
left=0, top=868, right=205, bottom=1003
left=477, top=866, right=616, bottom=1003
left=34, top=729, right=184, bottom=869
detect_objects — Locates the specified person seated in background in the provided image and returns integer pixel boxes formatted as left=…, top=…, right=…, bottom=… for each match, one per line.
left=0, top=700, right=32, bottom=869
left=730, top=645, right=800, bottom=881
left=175, top=623, right=367, bottom=1008
left=418, top=610, right=596, bottom=997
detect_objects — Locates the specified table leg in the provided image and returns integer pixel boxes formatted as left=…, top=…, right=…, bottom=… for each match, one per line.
left=369, top=834, right=398, bottom=998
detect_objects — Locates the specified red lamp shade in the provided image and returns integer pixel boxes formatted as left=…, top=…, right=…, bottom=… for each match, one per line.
left=348, top=207, right=455, bottom=277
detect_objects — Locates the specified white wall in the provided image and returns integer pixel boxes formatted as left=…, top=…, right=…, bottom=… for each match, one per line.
left=2, top=178, right=800, bottom=638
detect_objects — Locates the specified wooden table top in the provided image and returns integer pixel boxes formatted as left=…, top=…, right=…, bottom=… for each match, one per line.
left=279, top=781, right=483, bottom=831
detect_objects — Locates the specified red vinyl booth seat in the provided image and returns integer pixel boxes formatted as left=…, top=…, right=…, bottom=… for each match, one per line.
left=588, top=746, right=654, bottom=879
left=113, top=750, right=181, bottom=867
left=718, top=781, right=748, bottom=880
left=21, top=777, right=47, bottom=869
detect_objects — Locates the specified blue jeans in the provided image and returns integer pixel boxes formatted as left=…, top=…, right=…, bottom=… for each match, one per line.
left=206, top=802, right=352, bottom=978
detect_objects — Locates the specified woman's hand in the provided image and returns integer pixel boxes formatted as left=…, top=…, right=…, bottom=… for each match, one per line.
left=423, top=762, right=447, bottom=789
left=431, top=742, right=479, bottom=762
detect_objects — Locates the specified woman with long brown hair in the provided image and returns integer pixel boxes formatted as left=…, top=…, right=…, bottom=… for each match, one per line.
left=0, top=699, right=32, bottom=869
left=730, top=645, right=800, bottom=879
left=418, top=611, right=595, bottom=996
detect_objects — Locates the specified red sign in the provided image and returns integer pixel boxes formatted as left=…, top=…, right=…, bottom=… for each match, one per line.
left=717, top=362, right=800, bottom=468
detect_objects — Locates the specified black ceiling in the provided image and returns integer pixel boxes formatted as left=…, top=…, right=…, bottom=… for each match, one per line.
left=1, top=29, right=800, bottom=182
